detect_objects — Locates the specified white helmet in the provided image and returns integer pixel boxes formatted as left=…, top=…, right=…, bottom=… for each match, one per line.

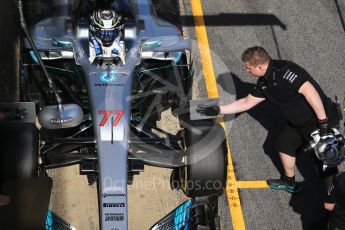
left=91, top=9, right=121, bottom=47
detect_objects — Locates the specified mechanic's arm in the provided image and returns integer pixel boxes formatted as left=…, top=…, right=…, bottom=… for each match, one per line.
left=219, top=94, right=265, bottom=115
left=298, top=81, right=327, bottom=120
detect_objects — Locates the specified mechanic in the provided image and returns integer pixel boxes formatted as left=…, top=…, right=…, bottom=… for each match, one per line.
left=324, top=171, right=345, bottom=230
left=197, top=46, right=340, bottom=193
left=89, top=8, right=125, bottom=64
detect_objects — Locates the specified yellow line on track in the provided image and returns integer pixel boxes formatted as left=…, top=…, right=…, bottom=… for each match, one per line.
left=190, top=1, right=246, bottom=229
left=237, top=181, right=269, bottom=189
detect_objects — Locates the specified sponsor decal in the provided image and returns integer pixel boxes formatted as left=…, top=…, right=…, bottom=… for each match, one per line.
left=99, top=71, right=128, bottom=83
left=109, top=228, right=120, bottom=230
left=95, top=83, right=124, bottom=87
left=101, top=193, right=126, bottom=198
left=98, top=110, right=124, bottom=127
left=50, top=117, right=73, bottom=124
left=100, top=72, right=116, bottom=83
left=103, top=203, right=125, bottom=208
left=105, top=213, right=124, bottom=222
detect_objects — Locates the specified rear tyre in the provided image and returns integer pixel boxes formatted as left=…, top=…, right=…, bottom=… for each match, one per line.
left=152, top=0, right=181, bottom=29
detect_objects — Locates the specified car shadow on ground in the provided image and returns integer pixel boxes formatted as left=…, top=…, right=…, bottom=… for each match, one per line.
left=181, top=13, right=287, bottom=29
left=217, top=72, right=330, bottom=229
left=180, top=12, right=286, bottom=59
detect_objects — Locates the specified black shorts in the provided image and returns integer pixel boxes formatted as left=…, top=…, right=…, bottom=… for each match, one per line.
left=276, top=123, right=314, bottom=156
left=276, top=121, right=340, bottom=178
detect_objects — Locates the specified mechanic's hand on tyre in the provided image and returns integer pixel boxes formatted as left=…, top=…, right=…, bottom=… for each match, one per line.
left=318, top=117, right=331, bottom=136
left=196, top=104, right=220, bottom=116
left=0, top=108, right=27, bottom=121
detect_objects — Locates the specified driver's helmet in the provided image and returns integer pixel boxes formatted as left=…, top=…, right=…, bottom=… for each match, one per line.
left=91, top=9, right=121, bottom=47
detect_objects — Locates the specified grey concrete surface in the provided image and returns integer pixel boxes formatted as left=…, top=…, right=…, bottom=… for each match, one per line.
left=181, top=0, right=345, bottom=230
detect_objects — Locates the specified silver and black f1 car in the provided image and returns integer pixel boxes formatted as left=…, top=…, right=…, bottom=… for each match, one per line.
left=0, top=0, right=228, bottom=229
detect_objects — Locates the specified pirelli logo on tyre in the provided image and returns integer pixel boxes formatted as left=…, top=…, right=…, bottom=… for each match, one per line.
left=103, top=203, right=125, bottom=208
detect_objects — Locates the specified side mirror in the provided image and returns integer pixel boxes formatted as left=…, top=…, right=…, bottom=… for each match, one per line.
left=141, top=36, right=191, bottom=52
left=140, top=36, right=191, bottom=61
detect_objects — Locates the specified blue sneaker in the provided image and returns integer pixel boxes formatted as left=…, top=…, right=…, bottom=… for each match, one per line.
left=267, top=178, right=301, bottom=193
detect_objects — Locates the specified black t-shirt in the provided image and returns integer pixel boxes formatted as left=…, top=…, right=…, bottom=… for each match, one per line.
left=326, top=171, right=345, bottom=228
left=251, top=60, right=337, bottom=128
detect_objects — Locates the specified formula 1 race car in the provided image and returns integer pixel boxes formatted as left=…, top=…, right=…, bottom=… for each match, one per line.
left=0, top=0, right=227, bottom=229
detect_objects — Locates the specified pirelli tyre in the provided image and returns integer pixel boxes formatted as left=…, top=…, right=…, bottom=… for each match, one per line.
left=152, top=0, right=181, bottom=29
left=0, top=123, right=39, bottom=184
left=0, top=0, right=19, bottom=102
left=180, top=119, right=227, bottom=198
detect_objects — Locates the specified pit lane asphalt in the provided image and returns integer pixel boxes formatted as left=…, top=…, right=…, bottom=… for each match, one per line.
left=182, top=0, right=345, bottom=229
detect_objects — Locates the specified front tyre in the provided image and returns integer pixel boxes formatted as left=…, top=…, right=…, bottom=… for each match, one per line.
left=0, top=123, right=39, bottom=184
left=178, top=119, right=228, bottom=197
left=0, top=0, right=19, bottom=102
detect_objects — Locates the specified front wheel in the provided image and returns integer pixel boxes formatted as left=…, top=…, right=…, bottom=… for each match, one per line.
left=173, top=118, right=228, bottom=197
left=0, top=122, right=39, bottom=184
